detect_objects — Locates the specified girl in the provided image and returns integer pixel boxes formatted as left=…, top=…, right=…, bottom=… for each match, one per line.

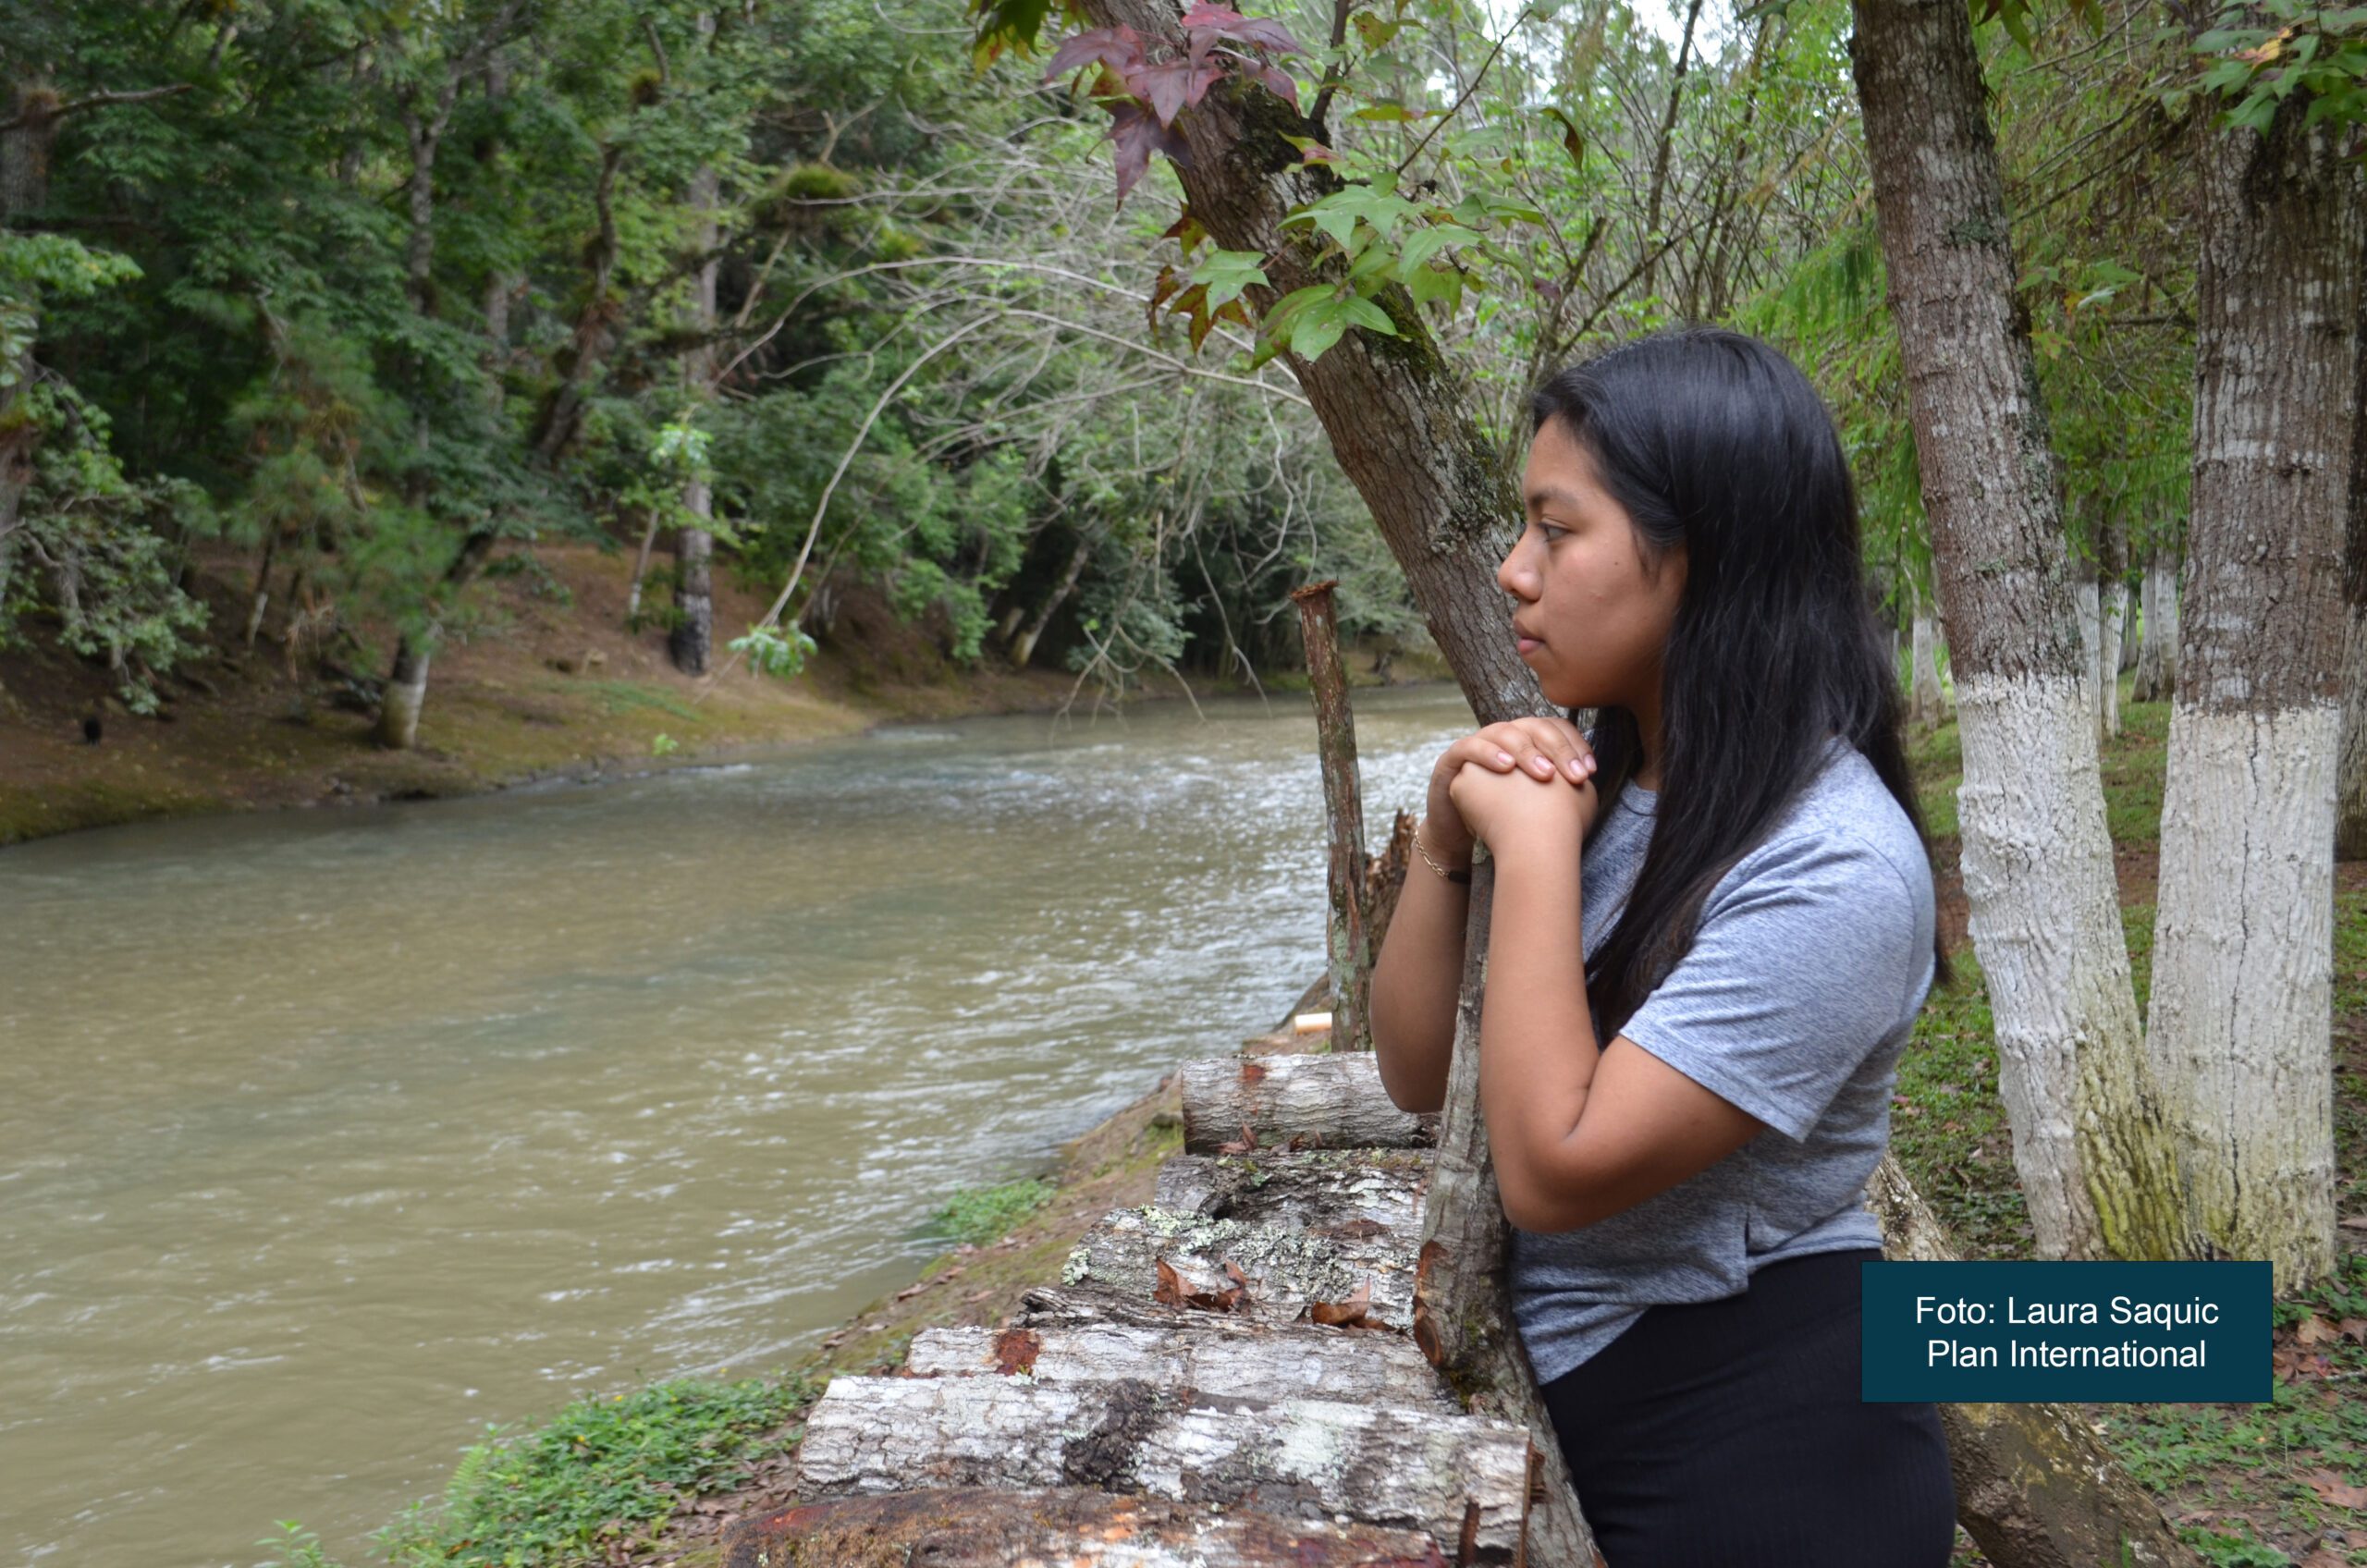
left=1367, top=326, right=1957, bottom=1567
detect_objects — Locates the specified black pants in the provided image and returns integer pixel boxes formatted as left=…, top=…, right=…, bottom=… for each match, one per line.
left=1538, top=1246, right=1956, bottom=1568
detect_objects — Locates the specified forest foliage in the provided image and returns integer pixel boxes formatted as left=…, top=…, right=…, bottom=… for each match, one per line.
left=0, top=0, right=2324, bottom=715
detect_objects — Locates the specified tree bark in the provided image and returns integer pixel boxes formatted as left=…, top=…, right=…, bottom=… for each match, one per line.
left=721, top=1488, right=1460, bottom=1568
left=2095, top=511, right=2128, bottom=739
left=1154, top=1148, right=1429, bottom=1233
left=2339, top=292, right=2367, bottom=862
left=2133, top=544, right=2179, bottom=703
left=793, top=1378, right=1534, bottom=1560
left=2142, top=81, right=2361, bottom=1291
left=528, top=143, right=626, bottom=466
left=907, top=1317, right=1452, bottom=1409
left=1849, top=0, right=2192, bottom=1264
left=1060, top=1204, right=1417, bottom=1329
left=1179, top=1054, right=1436, bottom=1154
left=1292, top=580, right=1374, bottom=1053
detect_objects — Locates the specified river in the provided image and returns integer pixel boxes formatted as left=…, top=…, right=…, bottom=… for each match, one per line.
left=0, top=681, right=1474, bottom=1567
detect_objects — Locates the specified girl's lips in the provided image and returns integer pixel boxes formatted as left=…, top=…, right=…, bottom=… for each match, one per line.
left=1515, top=635, right=1542, bottom=654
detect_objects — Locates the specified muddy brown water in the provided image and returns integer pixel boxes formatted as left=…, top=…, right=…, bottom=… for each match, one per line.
left=0, top=683, right=1475, bottom=1567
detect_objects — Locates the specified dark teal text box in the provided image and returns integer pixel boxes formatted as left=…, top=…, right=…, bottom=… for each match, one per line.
left=1860, top=1261, right=2271, bottom=1403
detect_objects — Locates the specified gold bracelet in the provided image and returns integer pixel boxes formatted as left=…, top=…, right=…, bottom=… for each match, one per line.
left=1414, top=822, right=1473, bottom=886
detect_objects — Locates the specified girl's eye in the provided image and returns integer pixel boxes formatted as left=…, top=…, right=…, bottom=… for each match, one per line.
left=1538, top=521, right=1569, bottom=541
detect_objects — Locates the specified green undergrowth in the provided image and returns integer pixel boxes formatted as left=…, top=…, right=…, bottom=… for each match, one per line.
left=376, top=1373, right=813, bottom=1568
left=926, top=1175, right=1057, bottom=1246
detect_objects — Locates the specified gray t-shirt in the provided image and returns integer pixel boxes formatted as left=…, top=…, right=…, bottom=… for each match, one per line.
left=1508, top=735, right=1936, bottom=1385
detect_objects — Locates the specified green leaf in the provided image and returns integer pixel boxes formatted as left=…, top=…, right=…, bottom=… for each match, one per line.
left=1291, top=298, right=1355, bottom=359
left=1351, top=100, right=1425, bottom=121
left=1338, top=295, right=1397, bottom=336
left=1190, top=248, right=1270, bottom=310
left=1394, top=223, right=1478, bottom=276
left=1404, top=261, right=1463, bottom=313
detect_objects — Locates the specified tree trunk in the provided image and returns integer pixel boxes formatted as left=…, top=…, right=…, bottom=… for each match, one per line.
left=2116, top=578, right=2140, bottom=674
left=793, top=1378, right=1533, bottom=1561
left=528, top=144, right=625, bottom=466
left=2096, top=512, right=2128, bottom=739
left=1011, top=532, right=1094, bottom=669
left=721, top=1488, right=1456, bottom=1568
left=2142, top=81, right=2360, bottom=1292
left=668, top=88, right=720, bottom=677
left=1066, top=0, right=1542, bottom=725
left=1910, top=581, right=1943, bottom=729
left=374, top=528, right=498, bottom=749
left=1409, top=855, right=1603, bottom=1568
left=2133, top=545, right=2179, bottom=703
left=1849, top=0, right=2191, bottom=1265
left=1292, top=580, right=1374, bottom=1053
left=1061, top=1204, right=1417, bottom=1329
left=2339, top=291, right=2367, bottom=862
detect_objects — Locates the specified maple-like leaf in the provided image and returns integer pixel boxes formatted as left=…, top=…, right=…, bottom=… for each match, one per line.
left=1135, top=56, right=1222, bottom=126
left=1253, top=64, right=1298, bottom=108
left=1108, top=102, right=1189, bottom=207
left=1178, top=1, right=1305, bottom=54
left=1045, top=24, right=1145, bottom=80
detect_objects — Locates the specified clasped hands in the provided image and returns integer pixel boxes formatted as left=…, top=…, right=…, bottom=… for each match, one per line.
left=1427, top=714, right=1601, bottom=862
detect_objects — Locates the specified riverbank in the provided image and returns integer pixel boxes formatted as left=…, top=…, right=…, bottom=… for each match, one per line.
left=0, top=543, right=1444, bottom=848
left=330, top=685, right=2367, bottom=1568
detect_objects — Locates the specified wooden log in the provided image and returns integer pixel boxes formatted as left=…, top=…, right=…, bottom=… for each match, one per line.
left=1062, top=1205, right=1417, bottom=1329
left=1407, top=857, right=1603, bottom=1568
left=1155, top=1149, right=1430, bottom=1235
left=794, top=1377, right=1533, bottom=1561
left=721, top=1487, right=1454, bottom=1568
left=906, top=1317, right=1455, bottom=1410
left=1181, top=1055, right=1437, bottom=1155
left=1866, top=1158, right=2205, bottom=1568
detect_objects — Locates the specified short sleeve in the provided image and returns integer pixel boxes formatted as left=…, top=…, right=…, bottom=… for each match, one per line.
left=1611, top=829, right=1921, bottom=1143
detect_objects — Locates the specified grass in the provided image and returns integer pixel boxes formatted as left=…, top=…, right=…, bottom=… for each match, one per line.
left=1904, top=675, right=2367, bottom=1567
left=926, top=1176, right=1058, bottom=1247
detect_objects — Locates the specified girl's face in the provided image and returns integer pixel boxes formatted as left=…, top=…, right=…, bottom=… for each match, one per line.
left=1499, top=416, right=1688, bottom=714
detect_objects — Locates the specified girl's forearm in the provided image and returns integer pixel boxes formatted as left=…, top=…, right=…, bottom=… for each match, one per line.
left=1367, top=822, right=1471, bottom=1115
left=1477, top=822, right=1599, bottom=1222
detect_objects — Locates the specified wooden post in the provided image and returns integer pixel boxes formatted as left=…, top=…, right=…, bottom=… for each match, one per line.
left=1291, top=580, right=1373, bottom=1053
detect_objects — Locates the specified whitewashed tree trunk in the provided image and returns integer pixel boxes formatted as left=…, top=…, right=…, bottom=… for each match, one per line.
left=1850, top=0, right=2191, bottom=1263
left=2098, top=580, right=2126, bottom=739
left=2134, top=546, right=2180, bottom=703
left=2142, top=84, right=2360, bottom=1292
left=2116, top=578, right=2140, bottom=673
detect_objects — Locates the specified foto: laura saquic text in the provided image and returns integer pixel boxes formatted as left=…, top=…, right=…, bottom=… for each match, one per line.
left=1916, top=1293, right=2222, bottom=1369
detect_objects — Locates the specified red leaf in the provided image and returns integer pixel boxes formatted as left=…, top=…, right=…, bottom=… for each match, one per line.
left=1178, top=2, right=1305, bottom=53
left=1107, top=103, right=1188, bottom=207
left=1045, top=24, right=1145, bottom=80
left=991, top=1328, right=1041, bottom=1375
left=1254, top=64, right=1299, bottom=108
left=1153, top=1256, right=1187, bottom=1306
left=1136, top=58, right=1196, bottom=126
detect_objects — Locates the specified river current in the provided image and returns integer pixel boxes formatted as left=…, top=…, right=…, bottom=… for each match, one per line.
left=0, top=682, right=1474, bottom=1566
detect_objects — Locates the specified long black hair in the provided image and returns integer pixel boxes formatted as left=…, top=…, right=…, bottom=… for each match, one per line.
left=1529, top=325, right=1953, bottom=1042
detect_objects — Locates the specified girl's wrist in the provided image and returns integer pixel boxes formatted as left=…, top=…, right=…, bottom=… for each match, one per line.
left=1416, top=816, right=1475, bottom=871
